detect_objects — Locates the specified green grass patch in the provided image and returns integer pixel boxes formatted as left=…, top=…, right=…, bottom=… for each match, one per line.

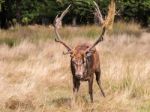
left=0, top=37, right=21, bottom=47
left=138, top=100, right=150, bottom=112
left=109, top=21, right=142, bottom=37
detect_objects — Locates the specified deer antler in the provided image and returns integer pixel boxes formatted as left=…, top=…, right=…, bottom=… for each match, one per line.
left=93, top=1, right=104, bottom=25
left=54, top=5, right=72, bottom=52
left=87, top=0, right=115, bottom=52
left=87, top=27, right=106, bottom=52
left=86, top=1, right=106, bottom=52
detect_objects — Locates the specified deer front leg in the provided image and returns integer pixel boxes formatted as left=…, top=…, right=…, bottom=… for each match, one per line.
left=88, top=76, right=93, bottom=103
left=73, top=77, right=80, bottom=93
left=72, top=77, right=80, bottom=102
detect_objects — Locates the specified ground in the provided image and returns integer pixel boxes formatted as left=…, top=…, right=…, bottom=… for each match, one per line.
left=0, top=24, right=150, bottom=112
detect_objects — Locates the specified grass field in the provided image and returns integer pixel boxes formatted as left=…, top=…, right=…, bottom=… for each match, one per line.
left=0, top=23, right=150, bottom=112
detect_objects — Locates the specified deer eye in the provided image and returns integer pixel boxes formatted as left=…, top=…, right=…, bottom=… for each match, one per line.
left=71, top=58, right=78, bottom=65
left=72, top=59, right=76, bottom=64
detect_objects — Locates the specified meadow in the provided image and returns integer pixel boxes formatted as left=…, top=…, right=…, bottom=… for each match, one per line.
left=0, top=22, right=150, bottom=112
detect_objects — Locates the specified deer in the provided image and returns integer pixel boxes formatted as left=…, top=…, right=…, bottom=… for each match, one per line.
left=53, top=1, right=115, bottom=103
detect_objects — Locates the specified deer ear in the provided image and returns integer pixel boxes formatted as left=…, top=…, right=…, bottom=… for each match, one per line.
left=86, top=52, right=92, bottom=57
left=86, top=50, right=95, bottom=57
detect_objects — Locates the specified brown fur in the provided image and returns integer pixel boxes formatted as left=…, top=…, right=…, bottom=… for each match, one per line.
left=70, top=43, right=105, bottom=102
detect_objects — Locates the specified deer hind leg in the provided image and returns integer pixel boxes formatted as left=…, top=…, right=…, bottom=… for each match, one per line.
left=95, top=71, right=105, bottom=97
left=88, top=76, right=94, bottom=103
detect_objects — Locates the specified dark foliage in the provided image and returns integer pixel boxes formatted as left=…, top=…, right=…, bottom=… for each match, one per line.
left=0, top=0, right=150, bottom=28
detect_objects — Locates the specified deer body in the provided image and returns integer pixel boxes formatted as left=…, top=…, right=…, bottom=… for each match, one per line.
left=70, top=43, right=105, bottom=102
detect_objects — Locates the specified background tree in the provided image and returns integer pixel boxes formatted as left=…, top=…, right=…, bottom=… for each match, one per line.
left=0, top=0, right=150, bottom=28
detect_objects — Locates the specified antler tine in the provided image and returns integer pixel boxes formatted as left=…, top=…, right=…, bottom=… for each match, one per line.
left=86, top=2, right=106, bottom=52
left=93, top=1, right=104, bottom=25
left=59, top=5, right=71, bottom=21
left=54, top=37, right=72, bottom=53
left=54, top=5, right=72, bottom=52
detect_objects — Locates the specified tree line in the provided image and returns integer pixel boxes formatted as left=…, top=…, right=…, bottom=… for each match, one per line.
left=0, top=0, right=150, bottom=28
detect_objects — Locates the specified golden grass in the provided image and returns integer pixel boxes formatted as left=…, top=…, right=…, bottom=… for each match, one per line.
left=111, top=21, right=143, bottom=37
left=0, top=24, right=150, bottom=112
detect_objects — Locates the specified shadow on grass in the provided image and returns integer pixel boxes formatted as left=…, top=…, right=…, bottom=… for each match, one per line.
left=51, top=97, right=72, bottom=107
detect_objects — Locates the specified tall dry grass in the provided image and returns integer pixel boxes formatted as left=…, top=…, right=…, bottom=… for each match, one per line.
left=0, top=22, right=150, bottom=112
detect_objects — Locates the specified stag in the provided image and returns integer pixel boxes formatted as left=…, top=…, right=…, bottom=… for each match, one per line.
left=53, top=1, right=115, bottom=102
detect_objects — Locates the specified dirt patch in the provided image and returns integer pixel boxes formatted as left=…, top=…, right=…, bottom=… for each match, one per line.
left=5, top=96, right=35, bottom=110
